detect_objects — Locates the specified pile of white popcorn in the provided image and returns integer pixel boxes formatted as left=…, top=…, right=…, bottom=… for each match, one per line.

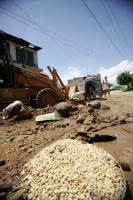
left=21, top=139, right=126, bottom=200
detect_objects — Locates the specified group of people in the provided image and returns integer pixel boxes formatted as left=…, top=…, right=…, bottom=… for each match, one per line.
left=83, top=75, right=110, bottom=99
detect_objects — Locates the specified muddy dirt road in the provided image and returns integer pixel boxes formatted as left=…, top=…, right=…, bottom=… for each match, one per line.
left=0, top=90, right=133, bottom=199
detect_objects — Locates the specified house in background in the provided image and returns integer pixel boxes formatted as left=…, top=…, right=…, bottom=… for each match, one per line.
left=0, top=32, right=42, bottom=72
left=67, top=74, right=101, bottom=92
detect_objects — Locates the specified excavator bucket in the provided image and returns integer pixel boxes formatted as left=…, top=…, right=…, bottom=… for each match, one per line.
left=68, top=85, right=79, bottom=98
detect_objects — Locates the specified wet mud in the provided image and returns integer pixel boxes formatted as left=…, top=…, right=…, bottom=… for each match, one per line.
left=0, top=90, right=133, bottom=199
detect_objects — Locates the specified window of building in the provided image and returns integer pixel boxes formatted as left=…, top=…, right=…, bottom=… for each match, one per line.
left=16, top=46, right=34, bottom=66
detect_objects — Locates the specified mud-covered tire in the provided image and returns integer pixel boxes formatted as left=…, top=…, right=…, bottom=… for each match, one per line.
left=29, top=96, right=38, bottom=109
left=36, top=88, right=58, bottom=108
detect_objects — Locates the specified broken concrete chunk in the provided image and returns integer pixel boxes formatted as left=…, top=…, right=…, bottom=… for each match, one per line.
left=101, top=105, right=110, bottom=110
left=76, top=114, right=88, bottom=124
left=83, top=115, right=94, bottom=125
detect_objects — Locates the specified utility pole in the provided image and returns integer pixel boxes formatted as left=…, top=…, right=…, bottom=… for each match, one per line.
left=87, top=54, right=90, bottom=76
left=86, top=68, right=88, bottom=76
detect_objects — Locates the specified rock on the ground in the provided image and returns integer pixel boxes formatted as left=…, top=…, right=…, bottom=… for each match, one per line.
left=56, top=102, right=72, bottom=117
left=0, top=160, right=6, bottom=166
left=101, top=105, right=110, bottom=110
left=119, top=162, right=131, bottom=171
left=83, top=115, right=94, bottom=125
left=76, top=114, right=88, bottom=124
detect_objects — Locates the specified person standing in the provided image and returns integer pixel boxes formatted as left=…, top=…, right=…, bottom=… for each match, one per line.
left=99, top=86, right=103, bottom=96
left=102, top=76, right=110, bottom=98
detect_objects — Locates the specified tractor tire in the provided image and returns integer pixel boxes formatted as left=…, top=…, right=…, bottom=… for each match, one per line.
left=29, top=96, right=38, bottom=109
left=36, top=88, right=58, bottom=108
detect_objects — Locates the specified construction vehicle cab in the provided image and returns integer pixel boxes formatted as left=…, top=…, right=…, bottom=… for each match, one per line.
left=0, top=31, right=71, bottom=109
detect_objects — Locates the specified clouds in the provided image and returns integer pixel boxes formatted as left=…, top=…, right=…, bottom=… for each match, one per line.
left=63, top=60, right=133, bottom=86
left=51, top=60, right=133, bottom=86
left=99, top=60, right=133, bottom=85
left=61, top=66, right=83, bottom=85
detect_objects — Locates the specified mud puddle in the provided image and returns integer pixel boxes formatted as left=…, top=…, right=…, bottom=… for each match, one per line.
left=95, top=117, right=133, bottom=197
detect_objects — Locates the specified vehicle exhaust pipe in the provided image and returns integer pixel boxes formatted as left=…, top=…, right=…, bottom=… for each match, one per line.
left=20, top=46, right=25, bottom=68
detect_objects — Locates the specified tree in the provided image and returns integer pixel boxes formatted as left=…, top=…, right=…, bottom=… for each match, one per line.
left=131, top=74, right=133, bottom=88
left=116, top=71, right=132, bottom=89
left=108, top=83, right=114, bottom=88
left=115, top=85, right=121, bottom=90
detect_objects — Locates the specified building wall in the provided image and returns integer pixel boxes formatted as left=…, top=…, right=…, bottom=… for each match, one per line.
left=8, top=40, right=38, bottom=66
left=0, top=40, right=42, bottom=72
left=68, top=74, right=101, bottom=85
left=9, top=41, right=16, bottom=61
left=68, top=74, right=102, bottom=92
left=67, top=74, right=102, bottom=92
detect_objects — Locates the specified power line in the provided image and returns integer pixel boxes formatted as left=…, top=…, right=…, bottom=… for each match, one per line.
left=0, top=10, right=117, bottom=64
left=0, top=5, right=117, bottom=62
left=81, top=0, right=126, bottom=60
left=106, top=0, right=133, bottom=56
left=10, top=0, right=84, bottom=68
left=101, top=0, right=130, bottom=59
left=52, top=37, right=117, bottom=64
left=0, top=6, right=32, bottom=23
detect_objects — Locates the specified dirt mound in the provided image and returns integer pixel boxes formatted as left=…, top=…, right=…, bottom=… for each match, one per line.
left=0, top=90, right=133, bottom=199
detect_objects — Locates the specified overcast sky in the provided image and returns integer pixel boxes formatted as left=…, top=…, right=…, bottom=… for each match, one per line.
left=0, top=0, right=133, bottom=85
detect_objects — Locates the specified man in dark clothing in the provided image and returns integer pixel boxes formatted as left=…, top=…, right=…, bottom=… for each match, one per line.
left=83, top=76, right=102, bottom=98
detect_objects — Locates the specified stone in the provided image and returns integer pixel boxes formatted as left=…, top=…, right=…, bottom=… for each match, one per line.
left=119, top=162, right=131, bottom=171
left=83, top=115, right=94, bottom=125
left=27, top=131, right=33, bottom=135
left=13, top=136, right=25, bottom=142
left=18, top=144, right=25, bottom=148
left=7, top=164, right=13, bottom=170
left=0, top=160, right=6, bottom=166
left=31, top=129, right=37, bottom=134
left=0, top=181, right=5, bottom=192
left=34, top=140, right=41, bottom=145
left=101, top=105, right=110, bottom=110
left=88, top=107, right=94, bottom=113
left=27, top=148, right=34, bottom=153
left=56, top=102, right=72, bottom=117
left=10, top=136, right=15, bottom=142
left=19, top=146, right=27, bottom=152
left=17, top=107, right=32, bottom=120
left=76, top=114, right=88, bottom=124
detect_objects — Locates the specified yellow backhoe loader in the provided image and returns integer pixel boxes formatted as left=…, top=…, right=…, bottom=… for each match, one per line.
left=0, top=31, right=77, bottom=109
